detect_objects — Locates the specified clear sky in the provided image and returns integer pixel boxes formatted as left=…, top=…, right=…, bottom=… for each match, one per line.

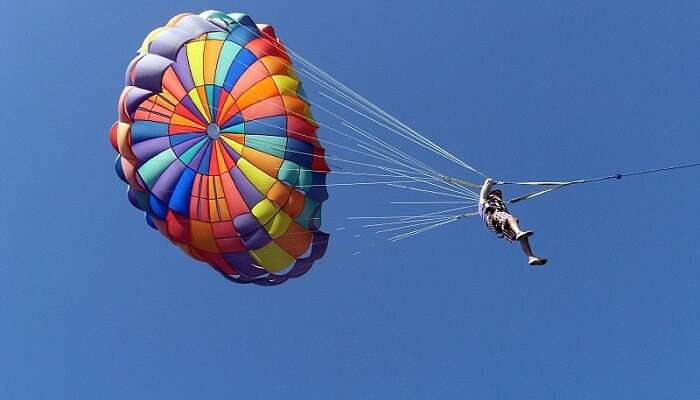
left=1, top=0, right=699, bottom=398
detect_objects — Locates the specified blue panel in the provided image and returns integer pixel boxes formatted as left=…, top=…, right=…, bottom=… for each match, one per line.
left=221, top=113, right=244, bottom=129
left=244, top=116, right=287, bottom=136
left=198, top=142, right=213, bottom=174
left=145, top=213, right=157, bottom=230
left=114, top=157, right=127, bottom=184
left=149, top=195, right=168, bottom=220
left=223, top=49, right=257, bottom=91
left=226, top=25, right=259, bottom=46
left=285, top=138, right=313, bottom=167
left=130, top=121, right=169, bottom=143
left=168, top=167, right=196, bottom=216
left=170, top=133, right=202, bottom=146
left=307, top=173, right=329, bottom=202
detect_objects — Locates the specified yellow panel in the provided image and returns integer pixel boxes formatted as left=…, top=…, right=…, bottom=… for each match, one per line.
left=207, top=176, right=217, bottom=199
left=221, top=136, right=244, bottom=155
left=196, top=86, right=212, bottom=122
left=272, top=75, right=300, bottom=96
left=264, top=210, right=292, bottom=239
left=250, top=241, right=295, bottom=272
left=203, top=40, right=224, bottom=85
left=237, top=158, right=276, bottom=194
left=186, top=40, right=206, bottom=87
left=187, top=88, right=211, bottom=124
left=251, top=199, right=280, bottom=222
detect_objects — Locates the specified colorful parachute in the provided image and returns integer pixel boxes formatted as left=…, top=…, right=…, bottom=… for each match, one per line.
left=110, top=11, right=330, bottom=285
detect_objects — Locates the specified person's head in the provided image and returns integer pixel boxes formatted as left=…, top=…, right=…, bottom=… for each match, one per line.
left=489, top=189, right=503, bottom=199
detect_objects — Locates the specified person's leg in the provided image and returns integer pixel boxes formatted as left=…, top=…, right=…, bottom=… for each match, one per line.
left=519, top=236, right=547, bottom=266
left=506, top=216, right=532, bottom=240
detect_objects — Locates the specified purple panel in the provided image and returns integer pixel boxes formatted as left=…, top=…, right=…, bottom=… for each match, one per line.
left=131, top=137, right=171, bottom=162
left=240, top=228, right=272, bottom=250
left=148, top=28, right=196, bottom=60
left=233, top=213, right=261, bottom=235
left=230, top=167, right=264, bottom=207
left=173, top=49, right=196, bottom=91
left=127, top=188, right=144, bottom=210
left=125, top=87, right=154, bottom=119
left=172, top=136, right=206, bottom=156
left=187, top=141, right=210, bottom=169
left=174, top=15, right=224, bottom=36
left=222, top=141, right=241, bottom=162
left=223, top=252, right=267, bottom=278
left=132, top=54, right=173, bottom=92
left=124, top=55, right=144, bottom=86
left=151, top=160, right=186, bottom=202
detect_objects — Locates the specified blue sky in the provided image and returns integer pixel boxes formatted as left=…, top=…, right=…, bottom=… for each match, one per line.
left=1, top=0, right=699, bottom=398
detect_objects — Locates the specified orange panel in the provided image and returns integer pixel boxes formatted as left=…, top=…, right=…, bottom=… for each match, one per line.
left=190, top=220, right=219, bottom=253
left=282, top=189, right=305, bottom=218
left=241, top=146, right=283, bottom=179
left=275, top=221, right=311, bottom=258
left=260, top=56, right=290, bottom=76
left=203, top=40, right=224, bottom=84
left=236, top=78, right=280, bottom=111
left=267, top=181, right=293, bottom=208
left=231, top=61, right=271, bottom=99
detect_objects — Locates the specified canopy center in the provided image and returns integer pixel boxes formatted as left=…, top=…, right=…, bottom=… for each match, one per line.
left=206, top=123, right=221, bottom=139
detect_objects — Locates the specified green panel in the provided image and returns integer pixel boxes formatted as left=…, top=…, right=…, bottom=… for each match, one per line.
left=214, top=41, right=242, bottom=86
left=278, top=160, right=300, bottom=185
left=179, top=138, right=208, bottom=165
left=245, top=135, right=286, bottom=158
left=206, top=85, right=215, bottom=119
left=138, top=149, right=177, bottom=189
left=297, top=166, right=313, bottom=191
left=221, top=123, right=245, bottom=134
left=295, top=198, right=319, bottom=229
left=207, top=32, right=229, bottom=40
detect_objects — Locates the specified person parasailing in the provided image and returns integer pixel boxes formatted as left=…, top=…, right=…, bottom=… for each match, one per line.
left=479, top=178, right=547, bottom=266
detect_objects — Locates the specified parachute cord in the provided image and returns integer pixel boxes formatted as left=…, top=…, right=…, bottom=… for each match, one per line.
left=500, top=161, right=700, bottom=204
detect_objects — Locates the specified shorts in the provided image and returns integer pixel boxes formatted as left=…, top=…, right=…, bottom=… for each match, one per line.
left=486, top=211, right=517, bottom=242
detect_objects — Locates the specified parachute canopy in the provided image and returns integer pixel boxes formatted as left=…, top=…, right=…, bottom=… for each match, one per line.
left=110, top=11, right=330, bottom=285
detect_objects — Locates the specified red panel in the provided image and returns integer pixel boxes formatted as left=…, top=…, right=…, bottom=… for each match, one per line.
left=220, top=172, right=250, bottom=217
left=245, top=37, right=287, bottom=61
left=216, top=237, right=247, bottom=253
left=166, top=211, right=191, bottom=244
left=311, top=147, right=331, bottom=173
left=287, top=115, right=319, bottom=144
left=162, top=67, right=188, bottom=101
left=240, top=96, right=285, bottom=120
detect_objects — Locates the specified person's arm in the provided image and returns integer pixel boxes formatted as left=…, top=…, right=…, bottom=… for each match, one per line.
left=479, top=178, right=495, bottom=208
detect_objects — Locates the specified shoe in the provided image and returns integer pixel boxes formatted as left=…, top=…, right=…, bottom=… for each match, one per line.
left=528, top=257, right=548, bottom=266
left=516, top=231, right=534, bottom=241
